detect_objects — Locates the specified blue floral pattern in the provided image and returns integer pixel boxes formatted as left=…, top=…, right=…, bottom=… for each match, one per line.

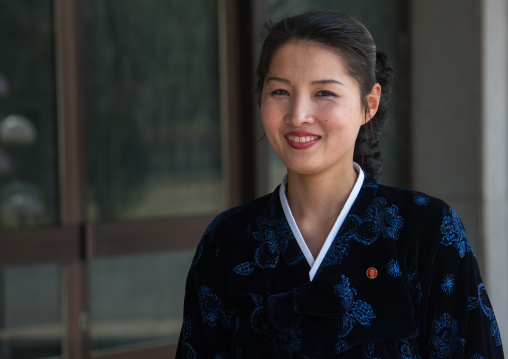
left=386, top=259, right=402, bottom=277
left=234, top=215, right=303, bottom=275
left=441, top=274, right=455, bottom=295
left=180, top=316, right=197, bottom=358
left=430, top=313, right=464, bottom=358
left=414, top=195, right=430, bottom=206
left=280, top=326, right=302, bottom=354
left=360, top=197, right=405, bottom=244
left=468, top=283, right=502, bottom=346
left=198, top=286, right=231, bottom=329
left=247, top=293, right=302, bottom=353
left=334, top=275, right=376, bottom=352
left=324, top=197, right=404, bottom=266
left=397, top=339, right=420, bottom=359
left=440, top=208, right=473, bottom=258
left=178, top=178, right=504, bottom=357
left=249, top=293, right=268, bottom=335
left=323, top=230, right=355, bottom=267
left=406, top=271, right=423, bottom=306
left=364, top=343, right=381, bottom=359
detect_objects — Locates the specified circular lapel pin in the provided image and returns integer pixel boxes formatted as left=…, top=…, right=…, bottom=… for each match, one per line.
left=366, top=267, right=378, bottom=279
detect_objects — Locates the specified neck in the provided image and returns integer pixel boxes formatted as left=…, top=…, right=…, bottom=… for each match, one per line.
left=286, top=164, right=358, bottom=223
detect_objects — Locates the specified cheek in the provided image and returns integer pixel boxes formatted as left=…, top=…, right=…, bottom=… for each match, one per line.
left=324, top=107, right=362, bottom=140
left=260, top=103, right=281, bottom=132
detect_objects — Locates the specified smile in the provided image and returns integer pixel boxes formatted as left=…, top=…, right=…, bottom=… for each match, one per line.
left=285, top=136, right=320, bottom=143
left=284, top=134, right=321, bottom=150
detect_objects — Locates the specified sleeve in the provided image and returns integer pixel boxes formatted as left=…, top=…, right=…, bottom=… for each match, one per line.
left=418, top=205, right=504, bottom=358
left=175, top=214, right=233, bottom=358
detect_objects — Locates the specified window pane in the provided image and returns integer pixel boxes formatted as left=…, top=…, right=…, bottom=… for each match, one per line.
left=84, top=0, right=225, bottom=222
left=0, top=1, right=59, bottom=228
left=0, top=264, right=62, bottom=359
left=266, top=0, right=408, bottom=188
left=90, top=250, right=193, bottom=353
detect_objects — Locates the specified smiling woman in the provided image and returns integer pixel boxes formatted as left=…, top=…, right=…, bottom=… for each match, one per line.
left=176, top=11, right=504, bottom=358
left=260, top=41, right=380, bottom=181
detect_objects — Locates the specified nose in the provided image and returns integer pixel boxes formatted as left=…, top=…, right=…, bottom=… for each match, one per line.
left=286, top=96, right=314, bottom=126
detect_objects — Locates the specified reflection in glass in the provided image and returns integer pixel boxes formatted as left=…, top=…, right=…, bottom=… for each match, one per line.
left=266, top=0, right=407, bottom=188
left=0, top=115, right=37, bottom=145
left=0, top=1, right=59, bottom=228
left=90, top=250, right=194, bottom=353
left=0, top=264, right=62, bottom=359
left=84, top=0, right=225, bottom=222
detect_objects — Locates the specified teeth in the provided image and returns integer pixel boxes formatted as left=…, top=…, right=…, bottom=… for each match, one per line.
left=287, top=136, right=319, bottom=143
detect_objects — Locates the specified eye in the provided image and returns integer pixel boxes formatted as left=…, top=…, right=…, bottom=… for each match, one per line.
left=315, top=90, right=337, bottom=97
left=270, top=89, right=289, bottom=96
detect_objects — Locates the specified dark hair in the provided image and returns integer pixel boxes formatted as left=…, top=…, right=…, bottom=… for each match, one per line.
left=256, top=11, right=393, bottom=180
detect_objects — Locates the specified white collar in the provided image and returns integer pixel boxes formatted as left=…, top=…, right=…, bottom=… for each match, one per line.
left=279, top=163, right=365, bottom=280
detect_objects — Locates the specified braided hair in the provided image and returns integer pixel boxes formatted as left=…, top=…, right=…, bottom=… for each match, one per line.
left=256, top=11, right=393, bottom=180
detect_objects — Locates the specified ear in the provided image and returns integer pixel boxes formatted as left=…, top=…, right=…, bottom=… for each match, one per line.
left=364, top=83, right=381, bottom=123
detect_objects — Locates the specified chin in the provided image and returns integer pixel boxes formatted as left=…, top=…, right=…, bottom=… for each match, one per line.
left=286, top=165, right=323, bottom=176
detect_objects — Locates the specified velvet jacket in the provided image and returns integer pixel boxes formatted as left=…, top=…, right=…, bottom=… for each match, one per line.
left=176, top=174, right=504, bottom=358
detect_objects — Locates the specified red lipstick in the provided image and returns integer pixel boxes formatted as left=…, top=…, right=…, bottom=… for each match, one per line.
left=284, top=131, right=321, bottom=149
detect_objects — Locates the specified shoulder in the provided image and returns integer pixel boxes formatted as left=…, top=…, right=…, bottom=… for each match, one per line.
left=365, top=177, right=475, bottom=266
left=375, top=181, right=463, bottom=243
left=363, top=175, right=453, bottom=224
left=197, top=187, right=282, bottom=251
left=207, top=187, right=281, bottom=233
left=191, top=187, right=283, bottom=270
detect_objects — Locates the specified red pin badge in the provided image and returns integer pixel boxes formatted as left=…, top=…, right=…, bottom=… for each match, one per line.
left=366, top=267, right=378, bottom=279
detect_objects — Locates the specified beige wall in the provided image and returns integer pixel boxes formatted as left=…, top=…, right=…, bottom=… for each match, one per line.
left=410, top=0, right=508, bottom=343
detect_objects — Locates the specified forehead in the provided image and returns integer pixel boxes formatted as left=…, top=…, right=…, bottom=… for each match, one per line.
left=267, top=41, right=349, bottom=79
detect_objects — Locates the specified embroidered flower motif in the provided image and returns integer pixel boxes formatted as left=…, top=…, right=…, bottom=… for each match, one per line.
left=364, top=343, right=381, bottom=359
left=471, top=354, right=485, bottom=359
left=386, top=259, right=402, bottom=277
left=246, top=293, right=302, bottom=353
left=181, top=316, right=197, bottom=358
left=280, top=326, right=302, bottom=354
left=441, top=274, right=455, bottom=295
left=198, top=286, right=231, bottom=329
left=325, top=197, right=404, bottom=266
left=234, top=262, right=255, bottom=275
left=249, top=293, right=268, bottom=335
left=467, top=283, right=502, bottom=346
left=322, top=217, right=358, bottom=266
left=430, top=313, right=464, bottom=358
left=368, top=197, right=405, bottom=240
left=397, top=339, right=420, bottom=359
left=234, top=215, right=303, bottom=275
left=414, top=195, right=430, bottom=206
left=334, top=275, right=376, bottom=341
left=406, top=271, right=423, bottom=306
left=440, top=208, right=473, bottom=258
left=335, top=339, right=350, bottom=354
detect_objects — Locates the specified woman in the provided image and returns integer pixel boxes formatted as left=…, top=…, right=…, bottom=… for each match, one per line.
left=177, top=11, right=504, bottom=358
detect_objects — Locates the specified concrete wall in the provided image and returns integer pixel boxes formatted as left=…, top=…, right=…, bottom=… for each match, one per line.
left=410, top=0, right=508, bottom=343
left=481, top=0, right=508, bottom=344
left=410, top=0, right=482, bottom=254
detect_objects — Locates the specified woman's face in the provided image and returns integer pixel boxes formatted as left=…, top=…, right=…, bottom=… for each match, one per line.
left=260, top=41, right=380, bottom=177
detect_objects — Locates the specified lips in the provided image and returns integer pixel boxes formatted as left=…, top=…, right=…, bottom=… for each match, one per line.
left=286, top=135, right=320, bottom=143
left=284, top=131, right=321, bottom=149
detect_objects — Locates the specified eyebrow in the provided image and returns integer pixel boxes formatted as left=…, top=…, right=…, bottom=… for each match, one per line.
left=311, top=79, right=344, bottom=86
left=265, top=76, right=290, bottom=84
left=265, top=77, right=344, bottom=86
